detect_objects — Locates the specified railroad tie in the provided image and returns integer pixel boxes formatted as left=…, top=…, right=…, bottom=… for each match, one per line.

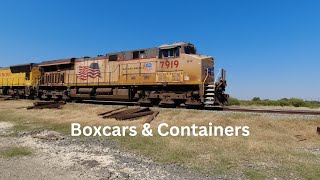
left=98, top=106, right=127, bottom=116
left=144, top=111, right=160, bottom=124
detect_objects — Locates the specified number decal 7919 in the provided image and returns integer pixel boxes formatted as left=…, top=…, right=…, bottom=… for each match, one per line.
left=160, top=60, right=179, bottom=69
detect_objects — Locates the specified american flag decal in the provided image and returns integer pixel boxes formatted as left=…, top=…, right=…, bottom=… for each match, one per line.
left=77, top=63, right=101, bottom=80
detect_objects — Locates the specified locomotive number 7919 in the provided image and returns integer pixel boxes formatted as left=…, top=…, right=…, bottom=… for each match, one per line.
left=160, top=60, right=179, bottom=69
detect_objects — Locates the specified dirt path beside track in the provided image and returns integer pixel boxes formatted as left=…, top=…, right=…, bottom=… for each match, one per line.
left=0, top=122, right=216, bottom=180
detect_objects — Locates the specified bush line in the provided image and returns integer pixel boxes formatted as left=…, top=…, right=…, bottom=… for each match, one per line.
left=228, top=97, right=320, bottom=108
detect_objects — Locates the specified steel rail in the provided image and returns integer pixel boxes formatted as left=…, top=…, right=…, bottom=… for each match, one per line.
left=76, top=100, right=320, bottom=116
left=222, top=107, right=320, bottom=115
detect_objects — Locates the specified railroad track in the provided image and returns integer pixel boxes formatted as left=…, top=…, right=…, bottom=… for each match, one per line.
left=78, top=100, right=320, bottom=116
left=222, top=107, right=320, bottom=115
left=2, top=97, right=318, bottom=116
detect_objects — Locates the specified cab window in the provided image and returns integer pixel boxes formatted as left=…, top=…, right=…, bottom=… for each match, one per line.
left=133, top=50, right=146, bottom=59
left=109, top=55, right=118, bottom=61
left=159, top=47, right=180, bottom=58
left=10, top=64, right=32, bottom=80
left=184, top=46, right=196, bottom=54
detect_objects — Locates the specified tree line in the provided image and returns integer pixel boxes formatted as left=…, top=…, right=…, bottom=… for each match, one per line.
left=228, top=97, right=320, bottom=108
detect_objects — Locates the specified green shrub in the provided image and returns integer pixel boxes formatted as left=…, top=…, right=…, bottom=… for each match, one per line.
left=228, top=97, right=320, bottom=108
left=228, top=97, right=240, bottom=106
left=305, top=101, right=320, bottom=108
left=278, top=100, right=290, bottom=107
left=252, top=97, right=261, bottom=101
left=288, top=98, right=306, bottom=107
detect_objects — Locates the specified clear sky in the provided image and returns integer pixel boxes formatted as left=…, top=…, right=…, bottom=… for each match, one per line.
left=0, top=0, right=319, bottom=100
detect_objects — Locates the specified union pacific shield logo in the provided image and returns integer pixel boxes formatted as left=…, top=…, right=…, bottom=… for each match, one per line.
left=145, top=63, right=152, bottom=71
left=77, top=63, right=101, bottom=80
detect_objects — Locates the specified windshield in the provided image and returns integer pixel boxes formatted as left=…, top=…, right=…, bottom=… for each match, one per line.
left=159, top=47, right=180, bottom=58
left=184, top=45, right=196, bottom=54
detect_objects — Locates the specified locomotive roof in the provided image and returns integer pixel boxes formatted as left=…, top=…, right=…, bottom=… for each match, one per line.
left=10, top=63, right=36, bottom=68
left=159, top=42, right=193, bottom=49
left=7, top=42, right=195, bottom=67
left=0, top=63, right=37, bottom=70
left=75, top=55, right=107, bottom=62
left=39, top=58, right=76, bottom=66
left=106, top=47, right=157, bottom=56
left=107, top=42, right=192, bottom=54
left=104, top=42, right=194, bottom=61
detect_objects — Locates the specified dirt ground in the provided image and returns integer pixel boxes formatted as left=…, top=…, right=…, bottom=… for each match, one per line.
left=1, top=100, right=320, bottom=179
left=0, top=122, right=215, bottom=180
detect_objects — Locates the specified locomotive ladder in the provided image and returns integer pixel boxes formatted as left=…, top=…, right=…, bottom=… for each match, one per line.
left=202, top=67, right=216, bottom=106
left=204, top=68, right=227, bottom=106
left=204, top=84, right=215, bottom=106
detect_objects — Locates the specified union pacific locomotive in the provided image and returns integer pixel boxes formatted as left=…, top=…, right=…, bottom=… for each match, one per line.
left=0, top=42, right=228, bottom=107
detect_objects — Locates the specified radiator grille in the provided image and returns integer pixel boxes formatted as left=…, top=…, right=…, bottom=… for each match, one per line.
left=172, top=72, right=181, bottom=82
left=157, top=73, right=166, bottom=82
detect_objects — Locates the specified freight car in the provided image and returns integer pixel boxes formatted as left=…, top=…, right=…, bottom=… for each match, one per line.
left=0, top=42, right=228, bottom=107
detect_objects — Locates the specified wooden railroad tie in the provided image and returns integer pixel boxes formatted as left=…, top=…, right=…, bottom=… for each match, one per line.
left=99, top=107, right=160, bottom=121
left=27, top=101, right=65, bottom=110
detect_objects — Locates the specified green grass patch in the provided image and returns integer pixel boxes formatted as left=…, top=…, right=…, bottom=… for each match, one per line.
left=0, top=109, right=70, bottom=135
left=228, top=97, right=320, bottom=108
left=0, top=147, right=32, bottom=158
left=244, top=170, right=267, bottom=180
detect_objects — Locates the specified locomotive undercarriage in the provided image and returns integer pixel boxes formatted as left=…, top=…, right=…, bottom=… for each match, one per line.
left=136, top=85, right=202, bottom=107
left=1, top=85, right=203, bottom=107
left=0, top=86, right=37, bottom=99
left=67, top=85, right=203, bottom=107
left=1, top=84, right=227, bottom=107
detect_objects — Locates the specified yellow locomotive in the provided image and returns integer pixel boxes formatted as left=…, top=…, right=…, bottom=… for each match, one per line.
left=0, top=64, right=41, bottom=98
left=0, top=42, right=228, bottom=107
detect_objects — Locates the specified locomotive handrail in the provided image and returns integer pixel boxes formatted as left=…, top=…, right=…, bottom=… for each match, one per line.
left=38, top=62, right=165, bottom=86
left=215, top=68, right=222, bottom=83
left=36, top=61, right=184, bottom=86
left=204, top=68, right=209, bottom=83
left=202, top=68, right=209, bottom=98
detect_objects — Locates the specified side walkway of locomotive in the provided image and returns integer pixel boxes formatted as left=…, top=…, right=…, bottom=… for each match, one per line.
left=0, top=42, right=228, bottom=107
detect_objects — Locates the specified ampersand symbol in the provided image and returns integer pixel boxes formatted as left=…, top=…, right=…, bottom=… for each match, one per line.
left=142, top=123, right=153, bottom=136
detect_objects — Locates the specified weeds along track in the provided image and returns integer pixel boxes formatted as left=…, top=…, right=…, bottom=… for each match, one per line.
left=222, top=107, right=320, bottom=115
left=77, top=100, right=320, bottom=116
left=4, top=97, right=320, bottom=116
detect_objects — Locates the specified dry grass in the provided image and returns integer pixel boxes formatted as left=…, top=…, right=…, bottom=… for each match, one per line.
left=0, top=100, right=320, bottom=179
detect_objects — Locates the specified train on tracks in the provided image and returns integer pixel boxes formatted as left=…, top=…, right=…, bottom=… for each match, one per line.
left=0, top=42, right=229, bottom=107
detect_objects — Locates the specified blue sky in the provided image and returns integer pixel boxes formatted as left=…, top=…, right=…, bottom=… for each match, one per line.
left=0, top=0, right=319, bottom=100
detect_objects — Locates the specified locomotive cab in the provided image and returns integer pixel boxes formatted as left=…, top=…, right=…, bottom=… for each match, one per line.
left=158, top=42, right=228, bottom=106
left=9, top=63, right=40, bottom=86
left=158, top=43, right=196, bottom=59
